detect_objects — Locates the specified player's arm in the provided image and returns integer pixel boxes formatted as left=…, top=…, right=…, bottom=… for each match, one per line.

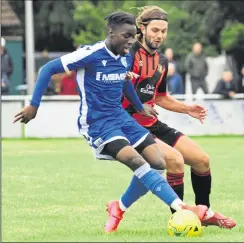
left=13, top=47, right=94, bottom=124
left=155, top=59, right=207, bottom=123
left=156, top=93, right=188, bottom=113
left=123, top=75, right=158, bottom=118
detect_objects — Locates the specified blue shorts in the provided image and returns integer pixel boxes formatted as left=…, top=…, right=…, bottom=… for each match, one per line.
left=83, top=111, right=149, bottom=160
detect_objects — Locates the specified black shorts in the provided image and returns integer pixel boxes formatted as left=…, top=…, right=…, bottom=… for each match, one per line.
left=103, top=133, right=156, bottom=159
left=146, top=120, right=184, bottom=147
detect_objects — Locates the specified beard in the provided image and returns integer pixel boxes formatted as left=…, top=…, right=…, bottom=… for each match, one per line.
left=145, top=37, right=161, bottom=51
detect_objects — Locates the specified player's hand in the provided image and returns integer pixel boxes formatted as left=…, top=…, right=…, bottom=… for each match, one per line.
left=125, top=72, right=139, bottom=81
left=187, top=104, right=208, bottom=124
left=139, top=104, right=158, bottom=118
left=13, top=105, right=38, bottom=124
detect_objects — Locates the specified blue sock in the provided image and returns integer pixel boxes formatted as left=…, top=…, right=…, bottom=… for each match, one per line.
left=121, top=169, right=162, bottom=209
left=134, top=163, right=178, bottom=206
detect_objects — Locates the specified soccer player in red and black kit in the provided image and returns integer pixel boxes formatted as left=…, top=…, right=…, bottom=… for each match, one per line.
left=105, top=6, right=236, bottom=232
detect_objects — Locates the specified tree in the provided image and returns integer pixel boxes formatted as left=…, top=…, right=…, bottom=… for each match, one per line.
left=218, top=0, right=244, bottom=69
left=72, top=0, right=148, bottom=46
left=9, top=0, right=76, bottom=51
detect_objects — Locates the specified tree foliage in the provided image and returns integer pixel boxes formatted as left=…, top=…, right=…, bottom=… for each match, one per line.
left=9, top=0, right=76, bottom=51
left=72, top=0, right=148, bottom=46
left=220, top=22, right=244, bottom=52
left=72, top=0, right=226, bottom=72
left=9, top=0, right=244, bottom=67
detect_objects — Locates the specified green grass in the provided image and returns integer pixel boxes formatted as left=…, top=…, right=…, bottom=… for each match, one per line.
left=2, top=137, right=244, bottom=242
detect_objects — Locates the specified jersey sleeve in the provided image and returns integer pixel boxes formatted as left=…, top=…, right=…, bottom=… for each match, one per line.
left=156, top=55, right=168, bottom=96
left=60, top=45, right=96, bottom=72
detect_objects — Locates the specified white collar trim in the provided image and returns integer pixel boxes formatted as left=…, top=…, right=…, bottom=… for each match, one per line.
left=104, top=40, right=120, bottom=60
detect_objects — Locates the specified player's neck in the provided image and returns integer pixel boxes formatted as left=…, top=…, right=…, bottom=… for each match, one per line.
left=105, top=39, right=119, bottom=56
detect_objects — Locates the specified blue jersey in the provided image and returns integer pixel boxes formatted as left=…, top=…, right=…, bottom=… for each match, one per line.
left=60, top=41, right=133, bottom=135
left=30, top=40, right=149, bottom=159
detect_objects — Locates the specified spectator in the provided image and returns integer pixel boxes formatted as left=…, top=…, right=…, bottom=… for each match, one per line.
left=59, top=71, right=78, bottom=95
left=213, top=70, right=236, bottom=99
left=167, top=62, right=184, bottom=94
left=185, top=42, right=208, bottom=94
left=1, top=37, right=13, bottom=95
left=164, top=48, right=178, bottom=71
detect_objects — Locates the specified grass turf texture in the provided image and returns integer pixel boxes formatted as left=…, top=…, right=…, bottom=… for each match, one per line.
left=2, top=136, right=244, bottom=242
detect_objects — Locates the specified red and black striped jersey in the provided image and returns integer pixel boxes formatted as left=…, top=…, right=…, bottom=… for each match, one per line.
left=122, top=41, right=168, bottom=127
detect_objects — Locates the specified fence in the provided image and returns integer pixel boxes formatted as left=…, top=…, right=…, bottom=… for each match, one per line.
left=2, top=94, right=244, bottom=138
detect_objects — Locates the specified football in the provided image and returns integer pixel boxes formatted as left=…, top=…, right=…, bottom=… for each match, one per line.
left=168, top=210, right=202, bottom=237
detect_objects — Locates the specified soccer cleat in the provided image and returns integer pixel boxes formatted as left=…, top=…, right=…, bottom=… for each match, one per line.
left=202, top=212, right=236, bottom=228
left=181, top=204, right=208, bottom=222
left=104, top=200, right=125, bottom=233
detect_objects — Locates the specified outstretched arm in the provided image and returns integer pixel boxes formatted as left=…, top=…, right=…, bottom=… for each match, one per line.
left=156, top=94, right=188, bottom=113
left=13, top=58, right=65, bottom=123
left=31, top=58, right=65, bottom=107
left=13, top=46, right=95, bottom=124
left=155, top=94, right=207, bottom=124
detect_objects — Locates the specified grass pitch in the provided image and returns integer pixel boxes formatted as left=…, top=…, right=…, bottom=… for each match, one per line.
left=2, top=136, right=244, bottom=242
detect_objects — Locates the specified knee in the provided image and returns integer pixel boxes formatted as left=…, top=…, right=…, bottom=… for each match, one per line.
left=150, top=155, right=166, bottom=170
left=166, top=151, right=184, bottom=173
left=129, top=156, right=148, bottom=171
left=201, top=153, right=210, bottom=170
left=192, top=153, right=210, bottom=171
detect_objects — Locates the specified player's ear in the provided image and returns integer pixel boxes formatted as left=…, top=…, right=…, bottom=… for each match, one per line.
left=140, top=25, right=146, bottom=35
left=108, top=28, right=114, bottom=36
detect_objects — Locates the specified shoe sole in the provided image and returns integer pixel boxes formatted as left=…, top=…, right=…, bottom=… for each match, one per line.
left=202, top=222, right=236, bottom=229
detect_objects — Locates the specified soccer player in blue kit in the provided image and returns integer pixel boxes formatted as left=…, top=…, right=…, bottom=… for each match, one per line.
left=14, top=11, right=208, bottom=229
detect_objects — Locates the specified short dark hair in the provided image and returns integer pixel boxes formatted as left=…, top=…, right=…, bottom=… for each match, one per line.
left=104, top=11, right=136, bottom=29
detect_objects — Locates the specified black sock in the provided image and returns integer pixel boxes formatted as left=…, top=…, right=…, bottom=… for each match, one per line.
left=167, top=172, right=184, bottom=214
left=191, top=168, right=211, bottom=208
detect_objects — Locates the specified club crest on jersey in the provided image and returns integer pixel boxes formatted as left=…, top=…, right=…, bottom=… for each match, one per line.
left=157, top=64, right=162, bottom=72
left=121, top=57, right=127, bottom=68
left=102, top=60, right=107, bottom=66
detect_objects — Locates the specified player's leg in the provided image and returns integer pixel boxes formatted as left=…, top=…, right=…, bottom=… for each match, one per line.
left=109, top=122, right=185, bottom=216
left=104, top=134, right=207, bottom=232
left=118, top=134, right=167, bottom=213
left=147, top=121, right=185, bottom=209
left=174, top=135, right=236, bottom=228
left=142, top=137, right=185, bottom=214
left=104, top=139, right=207, bottom=233
left=118, top=120, right=184, bottom=213
left=102, top=135, right=176, bottom=201
left=174, top=135, right=211, bottom=208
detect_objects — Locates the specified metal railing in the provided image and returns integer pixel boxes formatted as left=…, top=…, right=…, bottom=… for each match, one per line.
left=2, top=93, right=244, bottom=102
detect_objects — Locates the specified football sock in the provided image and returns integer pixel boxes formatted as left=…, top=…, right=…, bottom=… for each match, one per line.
left=120, top=169, right=163, bottom=210
left=170, top=198, right=185, bottom=211
left=134, top=163, right=179, bottom=206
left=191, top=168, right=211, bottom=208
left=204, top=207, right=215, bottom=220
left=167, top=172, right=184, bottom=214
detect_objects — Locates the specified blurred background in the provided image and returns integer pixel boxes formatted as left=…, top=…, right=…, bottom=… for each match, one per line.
left=1, top=0, right=244, bottom=137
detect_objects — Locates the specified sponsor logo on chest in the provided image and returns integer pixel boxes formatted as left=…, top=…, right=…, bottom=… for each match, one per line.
left=140, top=84, right=155, bottom=95
left=96, top=72, right=127, bottom=83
